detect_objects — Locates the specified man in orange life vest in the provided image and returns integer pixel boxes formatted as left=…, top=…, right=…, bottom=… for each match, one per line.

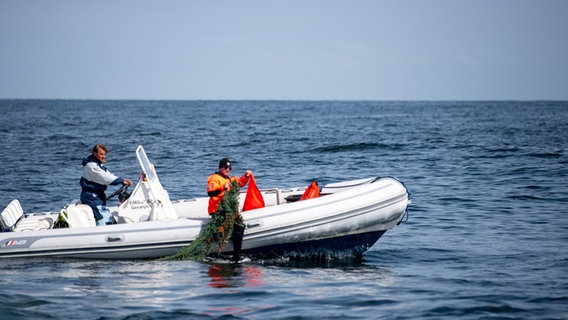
left=207, top=158, right=252, bottom=262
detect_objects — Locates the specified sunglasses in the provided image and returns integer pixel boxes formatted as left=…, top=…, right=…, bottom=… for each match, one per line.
left=222, top=165, right=232, bottom=170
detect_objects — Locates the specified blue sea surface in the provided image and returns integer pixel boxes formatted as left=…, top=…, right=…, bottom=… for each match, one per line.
left=0, top=100, right=567, bottom=319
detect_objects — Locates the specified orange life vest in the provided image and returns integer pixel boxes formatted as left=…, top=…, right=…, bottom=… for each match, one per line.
left=207, top=172, right=250, bottom=214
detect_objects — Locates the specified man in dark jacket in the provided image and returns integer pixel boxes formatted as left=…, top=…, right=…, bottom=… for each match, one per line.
left=80, top=144, right=132, bottom=226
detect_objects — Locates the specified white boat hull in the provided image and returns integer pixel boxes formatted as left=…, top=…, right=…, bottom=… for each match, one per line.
left=0, top=147, right=410, bottom=260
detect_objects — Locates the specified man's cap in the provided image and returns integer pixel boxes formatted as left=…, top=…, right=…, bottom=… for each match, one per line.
left=219, top=158, right=231, bottom=168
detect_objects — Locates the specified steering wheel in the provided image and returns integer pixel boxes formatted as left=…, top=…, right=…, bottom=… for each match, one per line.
left=106, top=185, right=130, bottom=201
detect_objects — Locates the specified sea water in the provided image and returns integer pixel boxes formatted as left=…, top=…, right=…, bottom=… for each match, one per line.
left=0, top=100, right=567, bottom=319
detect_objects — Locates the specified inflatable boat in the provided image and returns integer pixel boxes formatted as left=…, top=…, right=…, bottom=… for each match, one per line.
left=0, top=146, right=410, bottom=260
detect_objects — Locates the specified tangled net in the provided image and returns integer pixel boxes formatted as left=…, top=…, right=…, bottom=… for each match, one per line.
left=166, top=181, right=242, bottom=261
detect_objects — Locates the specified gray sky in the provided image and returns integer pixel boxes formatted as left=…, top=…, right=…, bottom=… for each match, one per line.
left=1, top=0, right=567, bottom=100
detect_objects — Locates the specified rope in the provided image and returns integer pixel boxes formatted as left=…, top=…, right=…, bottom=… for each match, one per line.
left=165, top=181, right=241, bottom=261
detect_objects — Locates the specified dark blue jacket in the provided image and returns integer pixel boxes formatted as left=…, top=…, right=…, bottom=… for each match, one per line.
left=80, top=155, right=122, bottom=203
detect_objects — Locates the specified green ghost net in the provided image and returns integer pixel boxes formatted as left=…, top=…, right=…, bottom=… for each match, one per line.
left=166, top=180, right=243, bottom=261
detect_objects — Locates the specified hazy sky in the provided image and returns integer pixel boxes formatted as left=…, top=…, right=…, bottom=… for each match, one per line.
left=1, top=0, right=567, bottom=100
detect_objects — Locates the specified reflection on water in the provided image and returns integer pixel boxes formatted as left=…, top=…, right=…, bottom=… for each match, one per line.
left=207, top=263, right=264, bottom=288
left=1, top=251, right=400, bottom=319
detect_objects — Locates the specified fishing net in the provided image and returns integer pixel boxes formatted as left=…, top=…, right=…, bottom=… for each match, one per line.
left=166, top=181, right=242, bottom=261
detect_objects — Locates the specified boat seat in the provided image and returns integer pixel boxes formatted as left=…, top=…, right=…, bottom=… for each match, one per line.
left=58, top=203, right=97, bottom=228
left=13, top=216, right=54, bottom=232
left=0, top=199, right=24, bottom=232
